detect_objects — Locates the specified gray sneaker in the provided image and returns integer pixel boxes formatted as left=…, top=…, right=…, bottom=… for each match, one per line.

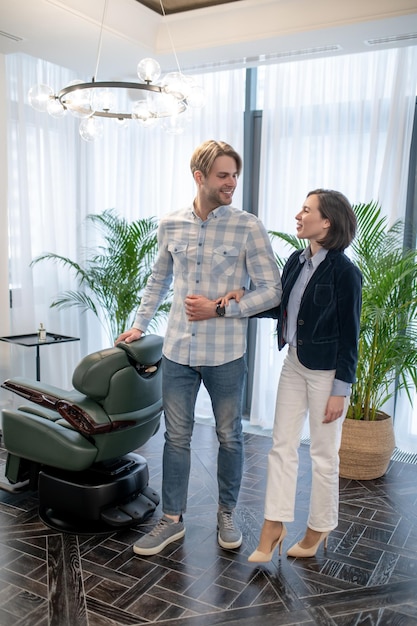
left=133, top=515, right=185, bottom=555
left=217, top=510, right=242, bottom=550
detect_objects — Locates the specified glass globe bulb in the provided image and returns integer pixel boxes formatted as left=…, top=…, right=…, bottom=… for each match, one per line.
left=147, top=92, right=185, bottom=118
left=132, top=100, right=158, bottom=127
left=92, top=88, right=115, bottom=113
left=64, top=88, right=92, bottom=118
left=59, top=81, right=92, bottom=118
left=46, top=97, right=67, bottom=118
left=137, top=58, right=161, bottom=83
left=79, top=116, right=104, bottom=141
left=162, top=72, right=189, bottom=100
left=28, top=84, right=54, bottom=112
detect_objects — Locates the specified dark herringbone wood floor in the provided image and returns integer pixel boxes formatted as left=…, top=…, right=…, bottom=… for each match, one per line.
left=0, top=420, right=417, bottom=626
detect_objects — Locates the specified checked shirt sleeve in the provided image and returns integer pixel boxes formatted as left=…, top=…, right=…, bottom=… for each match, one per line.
left=133, top=221, right=173, bottom=333
left=227, top=219, right=282, bottom=318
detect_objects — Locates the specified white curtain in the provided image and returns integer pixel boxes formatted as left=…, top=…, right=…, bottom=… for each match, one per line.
left=251, top=47, right=417, bottom=446
left=6, top=55, right=81, bottom=390
left=4, top=49, right=417, bottom=450
left=3, top=53, right=245, bottom=394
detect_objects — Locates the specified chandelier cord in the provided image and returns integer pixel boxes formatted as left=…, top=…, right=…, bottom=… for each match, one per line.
left=28, top=0, right=205, bottom=138
left=94, top=0, right=109, bottom=82
left=159, top=0, right=182, bottom=75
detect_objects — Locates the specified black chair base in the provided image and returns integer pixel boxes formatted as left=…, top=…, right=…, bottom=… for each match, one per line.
left=37, top=453, right=160, bottom=534
left=1, top=336, right=164, bottom=534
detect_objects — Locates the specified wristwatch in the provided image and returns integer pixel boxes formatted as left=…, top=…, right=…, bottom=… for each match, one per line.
left=216, top=304, right=226, bottom=317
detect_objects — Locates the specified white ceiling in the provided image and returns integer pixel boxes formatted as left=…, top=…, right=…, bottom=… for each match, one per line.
left=1, top=0, right=417, bottom=81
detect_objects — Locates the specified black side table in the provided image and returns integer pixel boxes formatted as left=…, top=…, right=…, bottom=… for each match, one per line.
left=0, top=333, right=80, bottom=381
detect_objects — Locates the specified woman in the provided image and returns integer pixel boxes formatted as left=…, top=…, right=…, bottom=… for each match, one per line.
left=248, top=189, right=362, bottom=561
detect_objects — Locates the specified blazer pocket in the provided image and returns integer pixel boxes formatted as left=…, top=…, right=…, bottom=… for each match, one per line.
left=313, top=284, right=334, bottom=306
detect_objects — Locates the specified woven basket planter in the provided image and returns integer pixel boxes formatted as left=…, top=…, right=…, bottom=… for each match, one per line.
left=339, top=412, right=395, bottom=480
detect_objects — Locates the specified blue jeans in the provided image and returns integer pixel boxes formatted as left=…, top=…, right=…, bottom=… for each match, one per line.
left=161, top=355, right=246, bottom=515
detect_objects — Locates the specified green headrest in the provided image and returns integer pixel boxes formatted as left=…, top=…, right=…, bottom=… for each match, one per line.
left=72, top=335, right=163, bottom=401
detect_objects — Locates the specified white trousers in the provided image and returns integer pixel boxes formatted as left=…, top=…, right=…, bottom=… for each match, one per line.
left=264, top=346, right=349, bottom=531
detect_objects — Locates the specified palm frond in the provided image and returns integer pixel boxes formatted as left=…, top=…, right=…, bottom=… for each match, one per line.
left=50, top=291, right=99, bottom=316
left=31, top=210, right=170, bottom=344
left=268, top=231, right=308, bottom=269
left=348, top=202, right=417, bottom=419
left=31, top=253, right=91, bottom=286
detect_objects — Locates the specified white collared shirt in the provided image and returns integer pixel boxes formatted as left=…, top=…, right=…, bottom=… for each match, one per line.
left=285, top=246, right=351, bottom=396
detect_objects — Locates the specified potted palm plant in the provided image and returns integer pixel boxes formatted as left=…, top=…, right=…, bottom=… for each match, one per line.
left=31, top=209, right=171, bottom=344
left=269, top=200, right=417, bottom=480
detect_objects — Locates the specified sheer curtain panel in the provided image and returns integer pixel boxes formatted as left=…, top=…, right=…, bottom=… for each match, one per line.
left=251, top=47, right=417, bottom=447
left=3, top=53, right=245, bottom=397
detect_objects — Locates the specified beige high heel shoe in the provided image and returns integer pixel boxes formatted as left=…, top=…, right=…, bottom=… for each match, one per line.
left=286, top=531, right=330, bottom=558
left=248, top=524, right=287, bottom=563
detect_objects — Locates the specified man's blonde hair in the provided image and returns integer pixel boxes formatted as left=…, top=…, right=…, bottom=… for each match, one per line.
left=190, top=140, right=242, bottom=178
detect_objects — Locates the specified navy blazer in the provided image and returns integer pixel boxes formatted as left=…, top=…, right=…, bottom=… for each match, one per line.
left=259, top=249, right=362, bottom=383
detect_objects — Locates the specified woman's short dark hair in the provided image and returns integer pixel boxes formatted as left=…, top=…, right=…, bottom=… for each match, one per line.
left=307, top=188, right=357, bottom=251
left=190, top=140, right=242, bottom=178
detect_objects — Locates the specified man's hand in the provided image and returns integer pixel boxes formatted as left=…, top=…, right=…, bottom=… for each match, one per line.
left=185, top=294, right=217, bottom=321
left=114, top=328, right=143, bottom=345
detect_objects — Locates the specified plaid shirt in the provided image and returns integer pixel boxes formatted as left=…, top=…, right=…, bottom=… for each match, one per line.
left=134, top=204, right=281, bottom=366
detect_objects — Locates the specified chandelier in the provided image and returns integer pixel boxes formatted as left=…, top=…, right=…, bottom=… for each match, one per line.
left=28, top=0, right=205, bottom=141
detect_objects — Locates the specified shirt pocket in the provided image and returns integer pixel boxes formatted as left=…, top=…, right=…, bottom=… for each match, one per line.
left=168, top=242, right=188, bottom=275
left=211, top=245, right=240, bottom=277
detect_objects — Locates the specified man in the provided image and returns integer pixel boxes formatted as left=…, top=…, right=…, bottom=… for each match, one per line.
left=116, top=139, right=281, bottom=555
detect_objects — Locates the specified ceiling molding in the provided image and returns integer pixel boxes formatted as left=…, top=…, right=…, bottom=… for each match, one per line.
left=0, top=0, right=416, bottom=80
left=135, top=0, right=241, bottom=15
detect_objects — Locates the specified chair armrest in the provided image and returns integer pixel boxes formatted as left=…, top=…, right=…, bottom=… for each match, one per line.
left=2, top=379, right=62, bottom=409
left=56, top=400, right=135, bottom=435
left=2, top=379, right=134, bottom=436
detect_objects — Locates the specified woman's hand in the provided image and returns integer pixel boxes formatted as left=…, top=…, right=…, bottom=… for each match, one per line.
left=216, top=287, right=246, bottom=308
left=323, top=395, right=346, bottom=423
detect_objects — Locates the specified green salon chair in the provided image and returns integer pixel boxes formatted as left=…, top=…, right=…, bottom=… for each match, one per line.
left=1, top=335, right=163, bottom=533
